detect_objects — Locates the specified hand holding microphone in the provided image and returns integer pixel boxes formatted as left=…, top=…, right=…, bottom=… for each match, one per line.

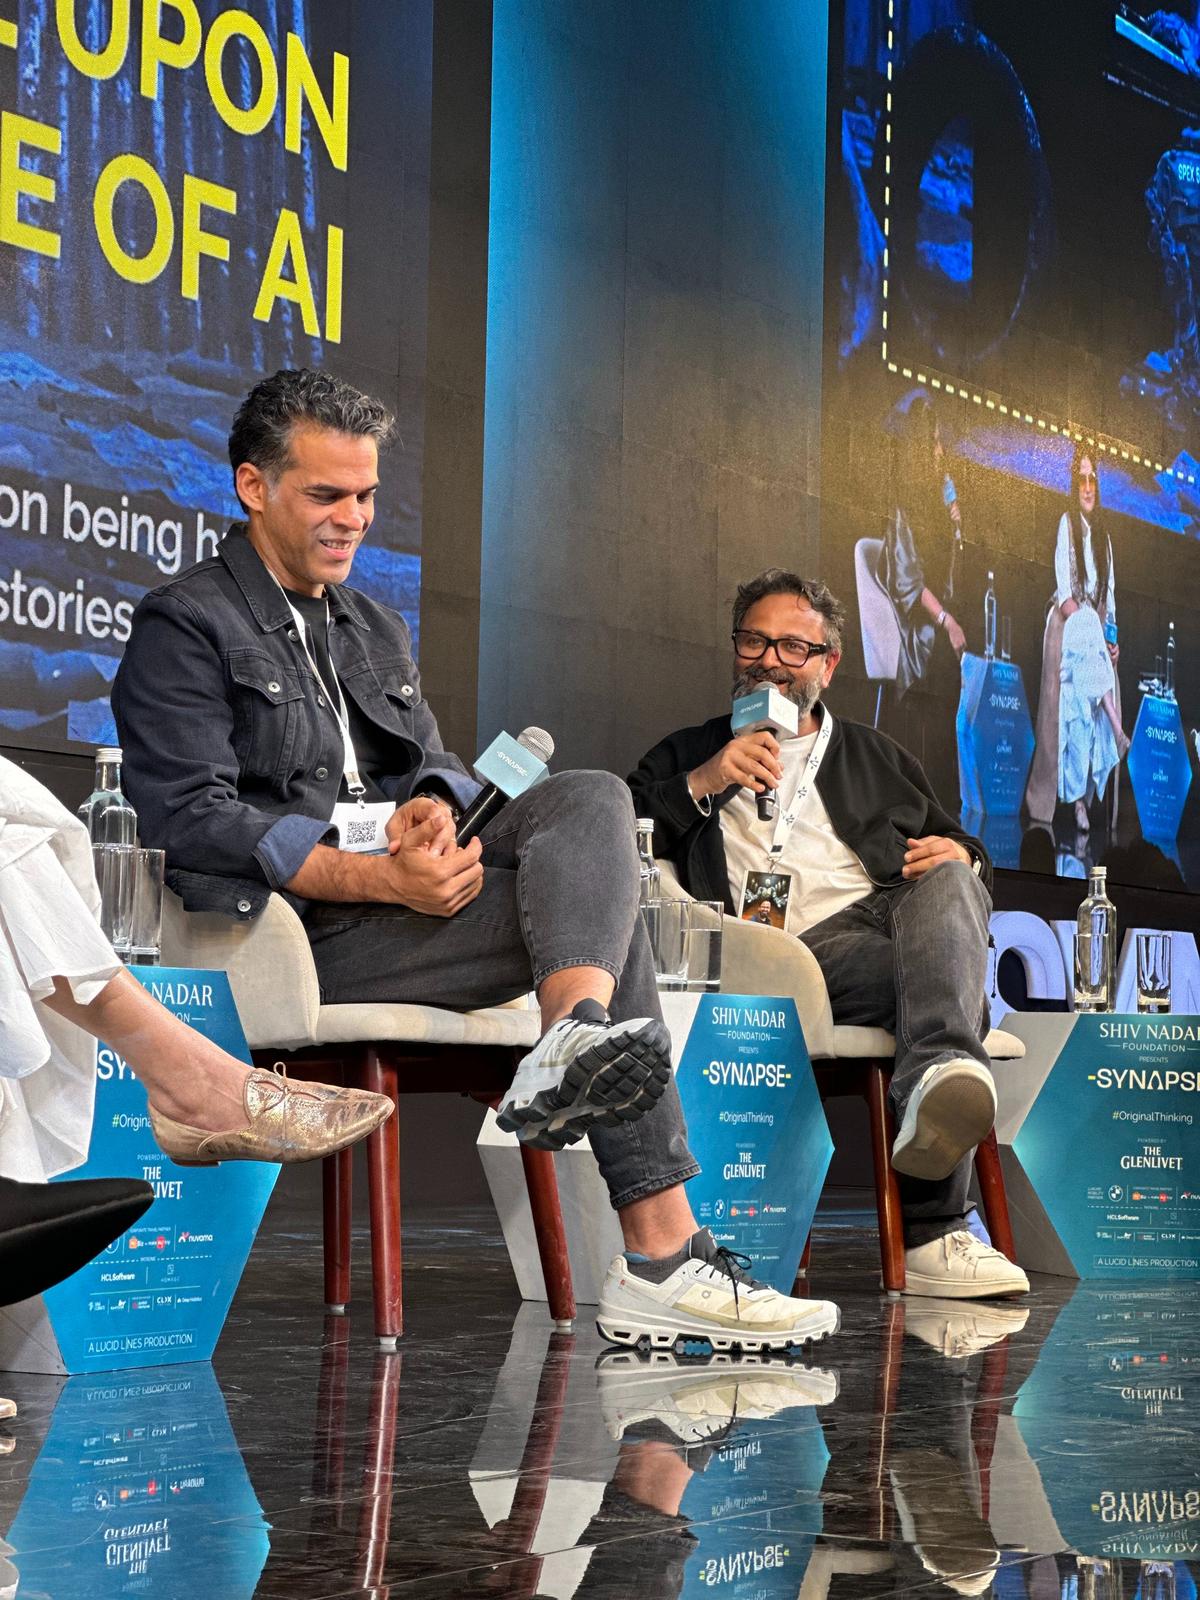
left=455, top=726, right=554, bottom=844
left=730, top=686, right=799, bottom=821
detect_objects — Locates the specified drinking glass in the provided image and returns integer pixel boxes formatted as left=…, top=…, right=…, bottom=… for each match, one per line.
left=685, top=901, right=723, bottom=992
left=129, top=848, right=165, bottom=966
left=643, top=899, right=689, bottom=991
left=92, top=843, right=134, bottom=956
left=1074, top=930, right=1107, bottom=1013
left=1136, top=931, right=1172, bottom=1015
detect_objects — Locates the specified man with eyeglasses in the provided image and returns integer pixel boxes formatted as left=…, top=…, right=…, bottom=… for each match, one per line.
left=629, top=568, right=1029, bottom=1300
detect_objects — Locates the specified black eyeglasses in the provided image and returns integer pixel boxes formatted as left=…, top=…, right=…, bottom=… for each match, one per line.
left=732, top=630, right=831, bottom=667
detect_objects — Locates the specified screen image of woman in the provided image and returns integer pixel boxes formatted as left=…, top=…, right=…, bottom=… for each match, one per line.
left=1025, top=446, right=1131, bottom=832
left=875, top=389, right=967, bottom=697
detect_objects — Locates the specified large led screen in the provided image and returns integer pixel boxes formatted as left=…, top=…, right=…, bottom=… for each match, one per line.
left=824, top=0, right=1200, bottom=891
left=0, top=0, right=429, bottom=752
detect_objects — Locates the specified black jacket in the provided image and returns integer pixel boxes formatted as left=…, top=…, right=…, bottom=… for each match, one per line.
left=627, top=708, right=991, bottom=915
left=112, top=525, right=477, bottom=920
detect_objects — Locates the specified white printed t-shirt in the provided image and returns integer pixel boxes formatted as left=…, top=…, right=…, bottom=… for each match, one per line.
left=718, top=723, right=874, bottom=936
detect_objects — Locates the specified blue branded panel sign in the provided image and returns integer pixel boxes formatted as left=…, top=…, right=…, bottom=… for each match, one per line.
left=1015, top=1014, right=1200, bottom=1278
left=45, top=967, right=279, bottom=1371
left=1015, top=1285, right=1200, bottom=1562
left=679, top=1404, right=827, bottom=1597
left=956, top=654, right=1035, bottom=817
left=674, top=995, right=833, bottom=1291
left=961, top=806, right=1023, bottom=871
left=6, top=1364, right=270, bottom=1595
left=1128, top=693, right=1192, bottom=842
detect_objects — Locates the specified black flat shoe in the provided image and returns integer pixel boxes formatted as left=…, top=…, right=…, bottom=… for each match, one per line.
left=0, top=1175, right=154, bottom=1307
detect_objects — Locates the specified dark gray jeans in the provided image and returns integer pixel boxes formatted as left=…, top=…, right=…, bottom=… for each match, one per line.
left=304, top=770, right=700, bottom=1211
left=801, top=860, right=992, bottom=1246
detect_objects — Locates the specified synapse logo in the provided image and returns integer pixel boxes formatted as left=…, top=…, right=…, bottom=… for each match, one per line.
left=702, top=1061, right=792, bottom=1088
left=1089, top=1068, right=1200, bottom=1091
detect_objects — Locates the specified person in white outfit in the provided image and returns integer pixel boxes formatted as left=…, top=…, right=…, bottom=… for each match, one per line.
left=1025, top=447, right=1128, bottom=831
left=0, top=754, right=390, bottom=1180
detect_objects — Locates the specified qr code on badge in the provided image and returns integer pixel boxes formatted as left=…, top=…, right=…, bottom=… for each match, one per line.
left=344, top=818, right=377, bottom=849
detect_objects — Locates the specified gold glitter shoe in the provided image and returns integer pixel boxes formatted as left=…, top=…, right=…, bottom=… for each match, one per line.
left=148, top=1067, right=393, bottom=1166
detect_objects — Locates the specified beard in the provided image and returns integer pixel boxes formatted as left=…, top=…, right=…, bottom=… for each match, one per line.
left=732, top=663, right=822, bottom=722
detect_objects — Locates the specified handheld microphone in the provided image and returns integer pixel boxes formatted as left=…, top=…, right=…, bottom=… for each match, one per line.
left=455, top=726, right=554, bottom=845
left=730, top=686, right=798, bottom=822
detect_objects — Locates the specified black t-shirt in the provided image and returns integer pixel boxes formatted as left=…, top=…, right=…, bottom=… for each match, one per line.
left=284, top=588, right=389, bottom=803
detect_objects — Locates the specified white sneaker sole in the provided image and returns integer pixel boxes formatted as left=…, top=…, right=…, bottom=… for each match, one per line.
left=902, top=1268, right=1029, bottom=1300
left=496, top=1017, right=672, bottom=1150
left=596, top=1298, right=841, bottom=1354
left=891, top=1061, right=997, bottom=1182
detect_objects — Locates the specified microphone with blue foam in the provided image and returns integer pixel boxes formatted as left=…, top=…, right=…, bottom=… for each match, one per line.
left=455, top=726, right=555, bottom=845
left=730, top=686, right=799, bottom=822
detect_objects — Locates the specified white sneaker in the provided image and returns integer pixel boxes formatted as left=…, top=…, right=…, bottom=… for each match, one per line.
left=904, top=1231, right=1029, bottom=1299
left=595, top=1347, right=839, bottom=1443
left=902, top=1297, right=1030, bottom=1356
left=891, top=1059, right=997, bottom=1181
left=496, top=999, right=671, bottom=1149
left=597, top=1228, right=841, bottom=1354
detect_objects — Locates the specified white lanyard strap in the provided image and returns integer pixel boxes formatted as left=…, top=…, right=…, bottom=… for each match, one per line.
left=284, top=598, right=366, bottom=799
left=766, top=708, right=833, bottom=858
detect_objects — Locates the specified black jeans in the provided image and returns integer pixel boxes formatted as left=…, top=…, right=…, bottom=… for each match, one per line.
left=305, top=770, right=699, bottom=1212
left=801, top=861, right=992, bottom=1245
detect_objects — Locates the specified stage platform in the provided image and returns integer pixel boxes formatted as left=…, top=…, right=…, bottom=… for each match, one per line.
left=0, top=1169, right=1196, bottom=1598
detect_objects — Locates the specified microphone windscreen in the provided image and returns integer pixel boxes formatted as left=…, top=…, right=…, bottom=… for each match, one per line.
left=517, top=726, right=555, bottom=764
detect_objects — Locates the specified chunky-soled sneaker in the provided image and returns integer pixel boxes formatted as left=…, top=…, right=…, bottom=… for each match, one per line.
left=597, top=1228, right=841, bottom=1354
left=890, top=1059, right=997, bottom=1182
left=495, top=999, right=671, bottom=1149
left=903, top=1231, right=1030, bottom=1300
left=595, top=1347, right=839, bottom=1443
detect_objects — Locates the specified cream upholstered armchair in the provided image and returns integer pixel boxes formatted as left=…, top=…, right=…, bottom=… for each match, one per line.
left=160, top=889, right=570, bottom=1346
left=655, top=861, right=1023, bottom=1292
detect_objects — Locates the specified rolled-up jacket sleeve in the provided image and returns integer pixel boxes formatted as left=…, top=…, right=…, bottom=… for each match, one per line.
left=113, top=594, right=336, bottom=887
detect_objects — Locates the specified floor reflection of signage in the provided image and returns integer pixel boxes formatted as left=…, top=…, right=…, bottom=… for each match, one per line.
left=43, top=968, right=279, bottom=1372
left=675, top=995, right=833, bottom=1291
left=1016, top=1015, right=1200, bottom=1278
left=1016, top=1286, right=1200, bottom=1561
left=5, top=1365, right=269, bottom=1595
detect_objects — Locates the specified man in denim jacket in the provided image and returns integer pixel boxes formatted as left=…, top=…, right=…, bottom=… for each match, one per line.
left=112, top=368, right=840, bottom=1353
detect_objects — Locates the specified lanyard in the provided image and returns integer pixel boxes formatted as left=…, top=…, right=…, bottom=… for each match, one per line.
left=283, top=596, right=367, bottom=800
left=763, top=707, right=833, bottom=862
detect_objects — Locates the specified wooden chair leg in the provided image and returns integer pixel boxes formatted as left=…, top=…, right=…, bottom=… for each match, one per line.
left=791, top=1233, right=814, bottom=1296
left=322, top=1149, right=354, bottom=1312
left=866, top=1064, right=906, bottom=1294
left=362, top=1047, right=403, bottom=1348
left=519, top=1145, right=576, bottom=1329
left=974, top=1128, right=1017, bottom=1262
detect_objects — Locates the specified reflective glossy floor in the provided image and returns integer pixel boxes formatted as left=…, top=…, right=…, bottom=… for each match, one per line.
left=1, top=1188, right=1198, bottom=1598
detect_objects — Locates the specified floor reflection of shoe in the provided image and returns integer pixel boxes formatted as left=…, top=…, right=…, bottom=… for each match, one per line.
left=891, top=1061, right=997, bottom=1182
left=595, top=1347, right=839, bottom=1443
left=597, top=1228, right=841, bottom=1353
left=891, top=1446, right=1001, bottom=1597
left=496, top=999, right=671, bottom=1150
left=902, top=1297, right=1030, bottom=1356
left=148, top=1068, right=392, bottom=1166
left=903, top=1232, right=1029, bottom=1299
left=0, top=1536, right=16, bottom=1598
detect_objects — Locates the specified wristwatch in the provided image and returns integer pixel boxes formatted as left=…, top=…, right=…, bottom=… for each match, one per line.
left=936, top=608, right=947, bottom=629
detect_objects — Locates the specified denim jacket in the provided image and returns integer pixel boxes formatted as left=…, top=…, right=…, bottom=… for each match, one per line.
left=111, top=525, right=479, bottom=920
